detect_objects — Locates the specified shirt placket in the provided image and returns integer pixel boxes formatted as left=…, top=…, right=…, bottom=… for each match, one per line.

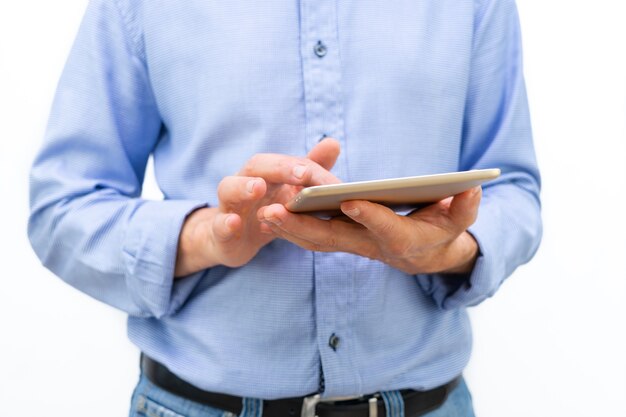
left=299, top=0, right=359, bottom=397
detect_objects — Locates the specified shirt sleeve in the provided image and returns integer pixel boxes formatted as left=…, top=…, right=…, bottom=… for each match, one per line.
left=417, top=0, right=543, bottom=310
left=28, top=0, right=207, bottom=318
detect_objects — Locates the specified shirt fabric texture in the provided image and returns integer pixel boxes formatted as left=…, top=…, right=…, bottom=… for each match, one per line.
left=29, top=0, right=542, bottom=399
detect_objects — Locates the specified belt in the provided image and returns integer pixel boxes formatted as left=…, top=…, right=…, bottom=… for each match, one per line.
left=141, top=355, right=460, bottom=417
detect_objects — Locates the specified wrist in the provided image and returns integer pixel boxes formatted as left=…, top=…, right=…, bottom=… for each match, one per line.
left=175, top=207, right=220, bottom=277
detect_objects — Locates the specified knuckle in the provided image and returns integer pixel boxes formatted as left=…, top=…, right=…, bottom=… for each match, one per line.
left=212, top=220, right=231, bottom=241
left=250, top=153, right=264, bottom=165
left=217, top=176, right=234, bottom=199
left=324, top=236, right=338, bottom=249
left=219, top=176, right=249, bottom=203
left=244, top=154, right=264, bottom=173
left=276, top=160, right=290, bottom=178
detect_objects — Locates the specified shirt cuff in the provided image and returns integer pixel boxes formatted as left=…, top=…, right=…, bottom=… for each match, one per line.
left=122, top=199, right=208, bottom=318
left=417, top=199, right=506, bottom=310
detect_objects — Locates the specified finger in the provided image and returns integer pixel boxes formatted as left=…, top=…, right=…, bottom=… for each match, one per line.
left=263, top=222, right=328, bottom=252
left=212, top=212, right=242, bottom=243
left=447, top=186, right=482, bottom=230
left=340, top=200, right=405, bottom=242
left=306, top=137, right=341, bottom=171
left=239, top=154, right=340, bottom=186
left=217, top=176, right=267, bottom=210
left=259, top=222, right=274, bottom=235
left=265, top=222, right=344, bottom=253
left=257, top=204, right=372, bottom=255
left=341, top=200, right=464, bottom=257
left=407, top=187, right=481, bottom=237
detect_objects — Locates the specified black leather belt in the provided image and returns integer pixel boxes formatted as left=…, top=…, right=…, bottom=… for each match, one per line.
left=141, top=354, right=460, bottom=417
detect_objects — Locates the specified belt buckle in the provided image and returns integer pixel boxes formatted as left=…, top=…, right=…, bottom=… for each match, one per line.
left=301, top=394, right=379, bottom=417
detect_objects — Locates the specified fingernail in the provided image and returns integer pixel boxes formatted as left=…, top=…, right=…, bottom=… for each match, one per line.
left=246, top=179, right=257, bottom=193
left=264, top=217, right=282, bottom=226
left=293, top=165, right=307, bottom=179
left=343, top=207, right=360, bottom=217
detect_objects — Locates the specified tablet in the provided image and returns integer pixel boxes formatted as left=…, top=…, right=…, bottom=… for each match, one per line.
left=285, top=168, right=500, bottom=214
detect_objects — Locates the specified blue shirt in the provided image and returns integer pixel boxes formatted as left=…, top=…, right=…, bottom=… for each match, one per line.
left=29, top=0, right=541, bottom=399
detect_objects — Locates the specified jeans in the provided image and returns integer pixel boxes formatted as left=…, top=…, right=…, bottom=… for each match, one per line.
left=128, top=374, right=475, bottom=417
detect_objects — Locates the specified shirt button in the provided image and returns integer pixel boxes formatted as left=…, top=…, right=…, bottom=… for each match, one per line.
left=328, top=333, right=340, bottom=351
left=314, top=41, right=327, bottom=58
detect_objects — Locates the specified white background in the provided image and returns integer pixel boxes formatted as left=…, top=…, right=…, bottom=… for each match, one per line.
left=1, top=1, right=625, bottom=416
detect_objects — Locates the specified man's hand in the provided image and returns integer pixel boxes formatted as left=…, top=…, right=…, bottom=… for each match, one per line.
left=174, top=138, right=341, bottom=277
left=257, top=186, right=482, bottom=275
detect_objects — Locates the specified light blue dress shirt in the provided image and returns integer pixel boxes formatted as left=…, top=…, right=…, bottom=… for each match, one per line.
left=29, top=0, right=541, bottom=399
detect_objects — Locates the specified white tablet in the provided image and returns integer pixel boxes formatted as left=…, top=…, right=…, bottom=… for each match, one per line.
left=285, top=168, right=500, bottom=214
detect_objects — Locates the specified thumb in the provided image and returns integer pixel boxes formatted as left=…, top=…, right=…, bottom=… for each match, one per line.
left=307, top=137, right=341, bottom=171
left=447, top=186, right=482, bottom=231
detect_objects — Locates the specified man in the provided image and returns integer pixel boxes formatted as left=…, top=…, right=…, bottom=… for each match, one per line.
left=28, top=0, right=542, bottom=416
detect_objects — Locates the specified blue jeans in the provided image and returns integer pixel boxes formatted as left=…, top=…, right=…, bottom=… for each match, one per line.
left=128, top=374, right=475, bottom=417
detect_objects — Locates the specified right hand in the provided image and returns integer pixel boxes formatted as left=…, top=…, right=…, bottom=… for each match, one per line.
left=174, top=138, right=341, bottom=277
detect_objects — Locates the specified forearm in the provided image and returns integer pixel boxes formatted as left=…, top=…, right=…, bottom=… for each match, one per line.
left=28, top=190, right=206, bottom=317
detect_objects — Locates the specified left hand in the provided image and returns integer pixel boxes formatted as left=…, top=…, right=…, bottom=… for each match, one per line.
left=257, top=186, right=482, bottom=275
